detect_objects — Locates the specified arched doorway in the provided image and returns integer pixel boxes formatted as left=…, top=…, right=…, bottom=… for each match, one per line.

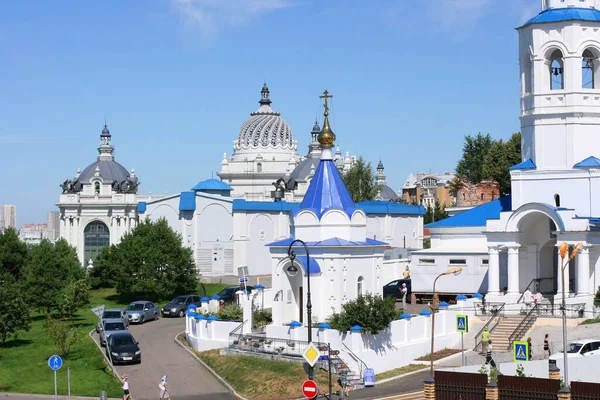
left=84, top=220, right=110, bottom=264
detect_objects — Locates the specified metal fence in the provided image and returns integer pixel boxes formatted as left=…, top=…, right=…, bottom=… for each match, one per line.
left=434, top=371, right=487, bottom=400
left=571, top=381, right=600, bottom=400
left=474, top=302, right=506, bottom=317
left=228, top=333, right=327, bottom=358
left=498, top=375, right=559, bottom=400
left=534, top=303, right=586, bottom=319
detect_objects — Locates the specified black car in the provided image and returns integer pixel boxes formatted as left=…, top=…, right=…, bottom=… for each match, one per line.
left=162, top=295, right=202, bottom=317
left=217, top=286, right=255, bottom=304
left=383, top=279, right=412, bottom=303
left=106, top=331, right=141, bottom=364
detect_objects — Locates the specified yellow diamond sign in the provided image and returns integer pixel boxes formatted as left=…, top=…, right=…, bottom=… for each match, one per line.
left=302, top=342, right=320, bottom=367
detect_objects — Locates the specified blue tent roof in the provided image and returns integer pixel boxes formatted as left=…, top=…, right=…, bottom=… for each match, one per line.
left=288, top=320, right=302, bottom=327
left=426, top=196, right=512, bottom=228
left=317, top=322, right=331, bottom=329
left=192, top=179, right=233, bottom=192
left=179, top=191, right=196, bottom=211
left=137, top=202, right=147, bottom=213
left=419, top=309, right=432, bottom=316
left=356, top=200, right=425, bottom=216
left=299, top=159, right=357, bottom=218
left=399, top=312, right=412, bottom=320
left=509, top=159, right=536, bottom=170
left=520, top=7, right=600, bottom=28
left=574, top=156, right=600, bottom=168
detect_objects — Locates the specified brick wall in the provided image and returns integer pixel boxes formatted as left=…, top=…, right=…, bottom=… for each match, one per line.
left=456, top=181, right=499, bottom=207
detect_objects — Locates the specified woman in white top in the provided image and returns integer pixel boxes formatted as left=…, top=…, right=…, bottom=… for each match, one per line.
left=122, top=374, right=130, bottom=400
left=158, top=375, right=171, bottom=400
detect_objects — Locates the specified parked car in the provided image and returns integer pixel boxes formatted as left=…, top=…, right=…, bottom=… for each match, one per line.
left=125, top=301, right=160, bottom=323
left=549, top=339, right=600, bottom=361
left=382, top=279, right=412, bottom=303
left=106, top=331, right=141, bottom=364
left=162, top=295, right=202, bottom=317
left=217, top=286, right=255, bottom=304
left=100, top=318, right=128, bottom=347
left=96, top=308, right=128, bottom=333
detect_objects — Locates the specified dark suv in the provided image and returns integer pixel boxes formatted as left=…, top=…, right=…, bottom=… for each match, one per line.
left=162, top=295, right=202, bottom=317
left=382, top=279, right=412, bottom=303
left=217, top=286, right=255, bottom=304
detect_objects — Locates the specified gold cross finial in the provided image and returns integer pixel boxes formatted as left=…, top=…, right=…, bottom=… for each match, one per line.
left=319, top=90, right=333, bottom=116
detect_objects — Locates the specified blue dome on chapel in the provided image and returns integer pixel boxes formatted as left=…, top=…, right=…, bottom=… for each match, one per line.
left=520, top=7, right=600, bottom=28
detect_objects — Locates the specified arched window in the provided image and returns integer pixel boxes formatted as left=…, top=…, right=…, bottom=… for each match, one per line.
left=481, top=193, right=484, bottom=201
left=257, top=163, right=262, bottom=173
left=554, top=194, right=561, bottom=207
left=582, top=48, right=598, bottom=89
left=357, top=276, right=364, bottom=297
left=94, top=182, right=100, bottom=194
left=522, top=53, right=532, bottom=95
left=549, top=49, right=564, bottom=90
left=84, top=221, right=110, bottom=263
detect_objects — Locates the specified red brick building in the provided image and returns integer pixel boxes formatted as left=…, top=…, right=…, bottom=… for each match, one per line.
left=455, top=181, right=500, bottom=207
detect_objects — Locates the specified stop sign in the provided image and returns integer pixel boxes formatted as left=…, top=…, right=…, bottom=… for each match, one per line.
left=302, top=380, right=318, bottom=399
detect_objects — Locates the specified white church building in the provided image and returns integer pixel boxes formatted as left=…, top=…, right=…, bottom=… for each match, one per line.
left=410, top=0, right=600, bottom=311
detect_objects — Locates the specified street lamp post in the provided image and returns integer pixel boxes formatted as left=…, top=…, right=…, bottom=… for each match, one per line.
left=559, top=242, right=582, bottom=389
left=286, top=239, right=314, bottom=381
left=429, top=267, right=463, bottom=378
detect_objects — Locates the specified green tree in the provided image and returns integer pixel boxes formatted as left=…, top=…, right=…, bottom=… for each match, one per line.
left=0, top=227, right=29, bottom=281
left=24, top=239, right=85, bottom=313
left=482, top=133, right=522, bottom=195
left=0, top=282, right=31, bottom=345
left=58, top=279, right=91, bottom=325
left=343, top=157, right=377, bottom=203
left=424, top=200, right=448, bottom=224
left=453, top=133, right=495, bottom=194
left=43, top=315, right=79, bottom=359
left=594, top=286, right=600, bottom=308
left=89, top=244, right=120, bottom=288
left=327, top=293, right=396, bottom=335
left=93, top=219, right=197, bottom=300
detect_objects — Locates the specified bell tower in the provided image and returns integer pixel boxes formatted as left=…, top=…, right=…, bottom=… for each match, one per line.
left=512, top=1, right=600, bottom=213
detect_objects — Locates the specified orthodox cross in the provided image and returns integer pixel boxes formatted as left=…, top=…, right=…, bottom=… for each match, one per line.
left=319, top=90, right=333, bottom=115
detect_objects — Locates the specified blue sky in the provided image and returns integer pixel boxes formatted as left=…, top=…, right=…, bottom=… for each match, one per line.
left=1, top=0, right=541, bottom=225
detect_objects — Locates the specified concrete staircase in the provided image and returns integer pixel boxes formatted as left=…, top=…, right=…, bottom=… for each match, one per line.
left=487, top=315, right=527, bottom=350
left=328, top=351, right=364, bottom=389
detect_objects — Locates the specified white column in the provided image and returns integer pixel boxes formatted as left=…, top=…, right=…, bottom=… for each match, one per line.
left=557, top=246, right=570, bottom=294
left=577, top=245, right=590, bottom=296
left=487, top=246, right=500, bottom=295
left=507, top=246, right=520, bottom=294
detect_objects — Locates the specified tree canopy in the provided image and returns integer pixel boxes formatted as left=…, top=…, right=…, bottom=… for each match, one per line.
left=424, top=200, right=448, bottom=224
left=91, top=219, right=197, bottom=300
left=328, top=293, right=396, bottom=335
left=343, top=157, right=377, bottom=203
left=453, top=132, right=521, bottom=196
left=0, top=227, right=28, bottom=282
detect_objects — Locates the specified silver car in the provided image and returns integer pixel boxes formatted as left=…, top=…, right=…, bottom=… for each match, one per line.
left=125, top=301, right=159, bottom=324
left=96, top=308, right=128, bottom=333
left=100, top=318, right=128, bottom=347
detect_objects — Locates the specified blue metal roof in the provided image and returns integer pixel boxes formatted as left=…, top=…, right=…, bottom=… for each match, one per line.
left=317, top=322, right=331, bottom=329
left=288, top=320, right=302, bottom=327
left=509, top=159, right=536, bottom=170
left=137, top=202, right=147, bottom=213
left=295, top=255, right=321, bottom=274
left=300, top=159, right=357, bottom=218
left=192, top=178, right=233, bottom=192
left=356, top=200, right=425, bottom=216
left=349, top=325, right=363, bottom=332
left=426, top=196, right=512, bottom=228
left=267, top=237, right=388, bottom=247
left=179, top=191, right=196, bottom=211
left=232, top=199, right=300, bottom=212
left=520, top=7, right=600, bottom=28
left=398, top=312, right=412, bottom=320
left=419, top=309, right=432, bottom=316
left=574, top=156, right=600, bottom=168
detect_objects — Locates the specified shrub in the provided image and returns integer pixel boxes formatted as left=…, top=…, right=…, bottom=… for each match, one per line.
left=254, top=310, right=272, bottom=328
left=594, top=286, right=600, bottom=308
left=217, top=304, right=243, bottom=321
left=327, top=293, right=396, bottom=335
left=43, top=315, right=79, bottom=359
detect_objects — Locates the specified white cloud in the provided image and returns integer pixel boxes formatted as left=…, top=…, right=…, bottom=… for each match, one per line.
left=171, top=0, right=295, bottom=38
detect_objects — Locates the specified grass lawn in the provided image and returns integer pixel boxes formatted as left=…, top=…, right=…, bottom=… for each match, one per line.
left=196, top=349, right=336, bottom=400
left=375, top=364, right=427, bottom=380
left=415, top=348, right=461, bottom=362
left=580, top=317, right=600, bottom=325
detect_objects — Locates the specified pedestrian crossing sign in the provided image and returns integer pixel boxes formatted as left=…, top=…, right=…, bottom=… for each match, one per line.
left=456, top=314, right=468, bottom=333
left=513, top=341, right=528, bottom=362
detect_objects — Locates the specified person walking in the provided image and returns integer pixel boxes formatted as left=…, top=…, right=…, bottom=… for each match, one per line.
left=401, top=283, right=408, bottom=310
left=122, top=374, right=131, bottom=400
left=534, top=289, right=543, bottom=314
left=527, top=337, right=533, bottom=360
left=158, top=375, right=171, bottom=400
left=337, top=370, right=350, bottom=397
left=523, top=287, right=533, bottom=310
left=485, top=340, right=496, bottom=368
left=544, top=333, right=551, bottom=358
left=481, top=327, right=490, bottom=354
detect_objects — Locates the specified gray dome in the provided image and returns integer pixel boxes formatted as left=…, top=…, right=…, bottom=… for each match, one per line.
left=378, top=185, right=398, bottom=201
left=78, top=160, right=130, bottom=184
left=286, top=157, right=320, bottom=190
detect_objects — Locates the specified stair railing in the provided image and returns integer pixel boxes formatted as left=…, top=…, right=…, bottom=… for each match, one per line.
left=507, top=305, right=538, bottom=350
left=473, top=303, right=505, bottom=351
left=516, top=278, right=553, bottom=304
left=341, top=342, right=368, bottom=379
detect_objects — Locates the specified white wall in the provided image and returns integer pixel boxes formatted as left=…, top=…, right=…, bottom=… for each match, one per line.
left=185, top=319, right=240, bottom=351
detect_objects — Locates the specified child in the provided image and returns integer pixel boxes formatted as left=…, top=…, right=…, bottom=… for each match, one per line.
left=122, top=374, right=130, bottom=400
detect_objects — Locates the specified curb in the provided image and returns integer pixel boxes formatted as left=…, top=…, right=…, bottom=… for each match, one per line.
left=411, top=350, right=464, bottom=366
left=173, top=331, right=247, bottom=400
left=376, top=366, right=429, bottom=384
left=88, top=329, right=123, bottom=384
left=0, top=393, right=120, bottom=400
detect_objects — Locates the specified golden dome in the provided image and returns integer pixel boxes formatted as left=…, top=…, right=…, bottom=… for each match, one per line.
left=317, top=90, right=335, bottom=148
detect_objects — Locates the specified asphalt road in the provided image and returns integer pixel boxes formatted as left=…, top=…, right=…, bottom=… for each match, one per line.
left=92, top=316, right=235, bottom=400
left=350, top=370, right=429, bottom=400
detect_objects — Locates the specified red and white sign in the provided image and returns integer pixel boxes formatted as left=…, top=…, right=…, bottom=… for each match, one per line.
left=302, top=380, right=318, bottom=399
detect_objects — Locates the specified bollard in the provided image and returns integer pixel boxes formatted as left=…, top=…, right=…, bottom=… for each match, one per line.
left=100, top=391, right=107, bottom=400
left=557, top=386, right=571, bottom=400
left=423, top=376, right=435, bottom=400
left=549, top=364, right=561, bottom=380
left=486, top=381, right=499, bottom=400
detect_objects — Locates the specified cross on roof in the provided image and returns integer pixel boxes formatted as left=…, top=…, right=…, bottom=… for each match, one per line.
left=319, top=90, right=333, bottom=115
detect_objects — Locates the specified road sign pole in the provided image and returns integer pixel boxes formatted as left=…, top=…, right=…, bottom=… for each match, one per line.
left=461, top=332, right=464, bottom=366
left=54, top=370, right=57, bottom=400
left=68, top=367, right=71, bottom=400
left=328, top=344, right=332, bottom=400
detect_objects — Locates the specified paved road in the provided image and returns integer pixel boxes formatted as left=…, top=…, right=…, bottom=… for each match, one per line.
left=349, top=370, right=429, bottom=400
left=93, top=316, right=235, bottom=400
